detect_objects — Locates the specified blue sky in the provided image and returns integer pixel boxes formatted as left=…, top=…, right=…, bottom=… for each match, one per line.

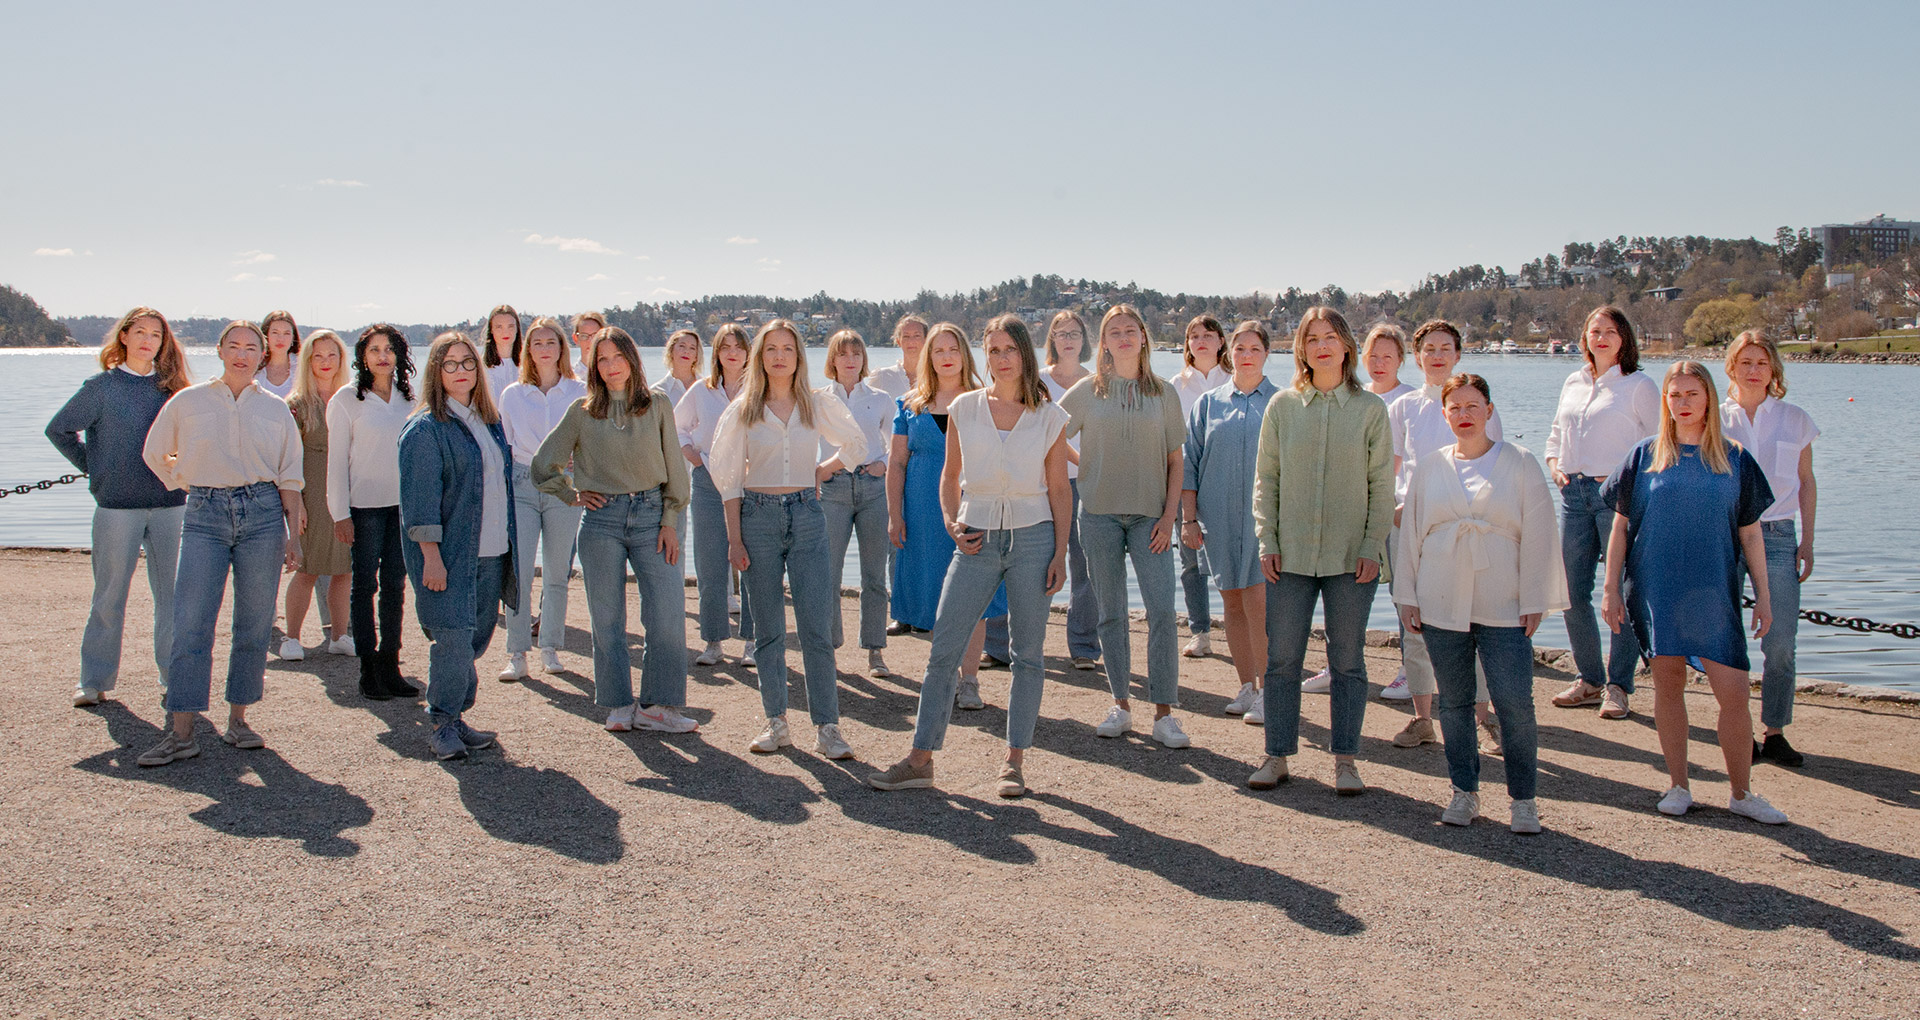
left=5, top=1, right=1914, bottom=325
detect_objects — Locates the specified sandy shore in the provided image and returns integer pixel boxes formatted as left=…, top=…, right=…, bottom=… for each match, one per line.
left=2, top=547, right=1915, bottom=1019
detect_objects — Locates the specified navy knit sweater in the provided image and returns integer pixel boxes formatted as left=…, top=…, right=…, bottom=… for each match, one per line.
left=44, top=368, right=186, bottom=509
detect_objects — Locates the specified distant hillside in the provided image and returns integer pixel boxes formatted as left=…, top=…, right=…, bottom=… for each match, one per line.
left=0, top=285, right=73, bottom=347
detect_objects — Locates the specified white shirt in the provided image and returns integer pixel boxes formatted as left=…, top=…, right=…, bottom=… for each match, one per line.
left=1451, top=441, right=1499, bottom=501
left=674, top=378, right=743, bottom=460
left=143, top=378, right=304, bottom=492
left=1042, top=369, right=1089, bottom=480
left=951, top=390, right=1069, bottom=531
left=254, top=367, right=296, bottom=400
left=484, top=361, right=520, bottom=403
left=708, top=388, right=869, bottom=500
left=1170, top=364, right=1231, bottom=416
left=325, top=384, right=416, bottom=519
left=867, top=364, right=913, bottom=400
left=448, top=399, right=509, bottom=557
left=654, top=373, right=692, bottom=410
left=1543, top=364, right=1661, bottom=478
left=1388, top=383, right=1505, bottom=503
left=817, top=380, right=895, bottom=468
left=1374, top=381, right=1415, bottom=406
left=500, top=377, right=588, bottom=465
left=1721, top=394, right=1820, bottom=523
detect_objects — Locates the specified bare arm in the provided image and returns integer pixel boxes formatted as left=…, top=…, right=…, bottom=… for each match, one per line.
left=1600, top=512, right=1629, bottom=633
left=887, top=434, right=910, bottom=548
left=1796, top=444, right=1816, bottom=581
left=941, top=426, right=981, bottom=555
left=1740, top=521, right=1772, bottom=639
left=1044, top=436, right=1070, bottom=594
left=1149, top=448, right=1181, bottom=555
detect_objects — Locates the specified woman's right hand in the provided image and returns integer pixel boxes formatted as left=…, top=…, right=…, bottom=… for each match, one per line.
left=889, top=518, right=906, bottom=549
left=1548, top=459, right=1569, bottom=488
left=951, top=520, right=984, bottom=555
left=1398, top=604, right=1422, bottom=634
left=423, top=557, right=448, bottom=592
left=333, top=519, right=354, bottom=545
left=682, top=445, right=703, bottom=470
left=576, top=490, right=608, bottom=510
left=1181, top=520, right=1204, bottom=550
left=728, top=540, right=750, bottom=572
left=1261, top=553, right=1283, bottom=583
left=1600, top=585, right=1623, bottom=633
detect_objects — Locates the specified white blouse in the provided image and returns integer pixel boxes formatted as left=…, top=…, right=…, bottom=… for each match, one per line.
left=816, top=380, right=896, bottom=468
left=499, top=377, right=589, bottom=466
left=325, top=384, right=416, bottom=519
left=254, top=367, right=296, bottom=400
left=674, top=379, right=742, bottom=460
left=1170, top=364, right=1230, bottom=416
left=1543, top=364, right=1660, bottom=479
left=867, top=364, right=912, bottom=400
left=951, top=390, right=1070, bottom=531
left=654, top=373, right=692, bottom=411
left=144, top=379, right=304, bottom=492
left=484, top=361, right=520, bottom=403
left=1393, top=442, right=1567, bottom=631
left=708, top=388, right=869, bottom=500
left=1721, top=394, right=1819, bottom=523
left=1041, top=369, right=1089, bottom=480
left=1388, top=383, right=1505, bottom=503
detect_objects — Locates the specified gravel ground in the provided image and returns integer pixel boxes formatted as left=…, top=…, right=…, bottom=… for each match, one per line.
left=2, top=547, right=1916, bottom=1020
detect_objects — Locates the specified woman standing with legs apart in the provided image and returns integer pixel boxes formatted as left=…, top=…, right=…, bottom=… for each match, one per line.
left=1181, top=320, right=1277, bottom=725
left=871, top=316, right=1071, bottom=796
left=1721, top=331, right=1817, bottom=767
left=399, top=333, right=522, bottom=762
left=327, top=325, right=417, bottom=701
left=480, top=304, right=523, bottom=400
left=1395, top=374, right=1566, bottom=833
left=1040, top=311, right=1102, bottom=671
left=534, top=328, right=695, bottom=734
left=1170, top=315, right=1230, bottom=659
left=678, top=323, right=755, bottom=665
left=497, top=317, right=587, bottom=681
left=1600, top=362, right=1788, bottom=824
left=1246, top=307, right=1393, bottom=793
left=280, top=331, right=355, bottom=661
left=1059, top=304, right=1191, bottom=749
left=137, top=321, right=305, bottom=766
left=47, top=308, right=190, bottom=709
left=712, top=320, right=869, bottom=758
left=1546, top=306, right=1659, bottom=720
left=816, top=329, right=897, bottom=679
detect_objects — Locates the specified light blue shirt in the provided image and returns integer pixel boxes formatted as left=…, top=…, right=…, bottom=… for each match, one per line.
left=1183, top=376, right=1277, bottom=591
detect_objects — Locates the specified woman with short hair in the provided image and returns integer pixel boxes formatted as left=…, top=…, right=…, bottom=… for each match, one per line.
left=816, top=328, right=896, bottom=678
left=497, top=316, right=586, bottom=680
left=1170, top=314, right=1230, bottom=659
left=569, top=310, right=608, bottom=379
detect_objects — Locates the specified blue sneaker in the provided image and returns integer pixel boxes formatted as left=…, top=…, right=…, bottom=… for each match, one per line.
left=454, top=719, right=496, bottom=750
left=428, top=724, right=468, bottom=761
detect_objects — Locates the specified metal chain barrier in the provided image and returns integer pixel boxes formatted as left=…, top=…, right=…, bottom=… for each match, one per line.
left=1742, top=595, right=1920, bottom=639
left=0, top=474, right=87, bottom=498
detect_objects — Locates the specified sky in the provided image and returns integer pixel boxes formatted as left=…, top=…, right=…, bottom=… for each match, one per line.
left=5, top=0, right=1915, bottom=327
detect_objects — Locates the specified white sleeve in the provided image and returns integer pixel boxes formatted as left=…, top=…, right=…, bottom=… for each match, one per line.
left=708, top=404, right=748, bottom=500
left=326, top=394, right=352, bottom=521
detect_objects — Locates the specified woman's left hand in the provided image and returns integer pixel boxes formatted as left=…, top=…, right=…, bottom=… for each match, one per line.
left=1354, top=558, right=1380, bottom=584
left=1520, top=612, right=1542, bottom=638
left=1045, top=554, right=1066, bottom=596
left=1797, top=542, right=1815, bottom=583
left=1180, top=520, right=1204, bottom=550
left=658, top=525, right=679, bottom=566
left=283, top=537, right=301, bottom=571
left=1751, top=600, right=1772, bottom=640
left=576, top=490, right=608, bottom=510
left=1149, top=514, right=1176, bottom=554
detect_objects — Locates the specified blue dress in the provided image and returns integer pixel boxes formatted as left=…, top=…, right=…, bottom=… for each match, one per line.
left=1599, top=440, right=1772, bottom=670
left=1183, top=377, right=1276, bottom=592
left=890, top=403, right=1007, bottom=630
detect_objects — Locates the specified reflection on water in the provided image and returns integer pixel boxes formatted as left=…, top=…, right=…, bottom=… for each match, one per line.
left=4, top=347, right=1914, bottom=690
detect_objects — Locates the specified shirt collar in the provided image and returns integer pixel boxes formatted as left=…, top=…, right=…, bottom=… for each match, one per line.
left=116, top=363, right=155, bottom=378
left=1421, top=382, right=1443, bottom=402
left=1303, top=383, right=1352, bottom=406
left=447, top=398, right=477, bottom=424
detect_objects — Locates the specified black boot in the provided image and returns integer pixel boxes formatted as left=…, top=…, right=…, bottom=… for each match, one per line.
left=380, top=650, right=418, bottom=699
left=359, top=656, right=393, bottom=701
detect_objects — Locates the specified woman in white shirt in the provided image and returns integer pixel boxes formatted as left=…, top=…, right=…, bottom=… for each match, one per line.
left=867, top=314, right=929, bottom=401
left=1170, top=315, right=1230, bottom=658
left=1395, top=374, right=1566, bottom=834
left=656, top=328, right=702, bottom=409
left=870, top=315, right=1071, bottom=797
left=1544, top=306, right=1659, bottom=720
left=255, top=310, right=300, bottom=399
left=497, top=316, right=587, bottom=680
left=569, top=310, right=608, bottom=380
left=1042, top=311, right=1102, bottom=669
left=1362, top=324, right=1415, bottom=405
left=816, top=328, right=897, bottom=678
left=678, top=322, right=754, bottom=665
left=712, top=320, right=868, bottom=759
left=327, top=325, right=418, bottom=700
left=481, top=304, right=523, bottom=399
left=1721, top=330, right=1818, bottom=767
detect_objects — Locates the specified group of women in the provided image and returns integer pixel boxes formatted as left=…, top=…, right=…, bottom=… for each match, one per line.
left=47, top=297, right=1819, bottom=831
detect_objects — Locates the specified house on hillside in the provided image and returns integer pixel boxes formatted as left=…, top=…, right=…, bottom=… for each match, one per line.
left=1643, top=286, right=1683, bottom=302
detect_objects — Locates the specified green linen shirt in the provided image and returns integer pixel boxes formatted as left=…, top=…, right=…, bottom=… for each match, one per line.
left=1058, top=375, right=1187, bottom=517
left=1252, top=382, right=1393, bottom=578
left=531, top=395, right=690, bottom=514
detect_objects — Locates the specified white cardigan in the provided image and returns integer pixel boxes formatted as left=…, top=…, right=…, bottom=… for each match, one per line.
left=1393, top=441, right=1568, bottom=631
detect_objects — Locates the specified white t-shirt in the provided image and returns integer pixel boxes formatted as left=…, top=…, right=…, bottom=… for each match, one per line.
left=1170, top=364, right=1230, bottom=416
left=255, top=366, right=296, bottom=400
left=1389, top=383, right=1505, bottom=502
left=867, top=364, right=913, bottom=400
left=1721, top=394, right=1819, bottom=523
left=1041, top=368, right=1089, bottom=480
left=1451, top=441, right=1503, bottom=501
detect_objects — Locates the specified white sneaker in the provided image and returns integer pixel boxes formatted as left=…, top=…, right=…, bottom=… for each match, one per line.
left=1441, top=788, right=1480, bottom=826
left=540, top=649, right=564, bottom=674
left=1510, top=799, right=1542, bottom=834
left=1301, top=669, right=1331, bottom=694
left=741, top=648, right=757, bottom=668
left=1182, top=632, right=1211, bottom=658
left=1242, top=694, right=1266, bottom=726
left=867, top=650, right=890, bottom=678
left=1151, top=715, right=1191, bottom=749
left=1657, top=786, right=1693, bottom=816
left=72, top=686, right=103, bottom=707
left=814, top=723, right=854, bottom=760
left=635, top=705, right=700, bottom=734
left=728, top=594, right=741, bottom=614
left=278, top=638, right=305, bottom=661
left=605, top=703, right=638, bottom=732
left=1378, top=674, right=1411, bottom=701
left=1094, top=706, right=1133, bottom=738
left=749, top=716, right=792, bottom=753
left=1224, top=682, right=1256, bottom=715
left=1729, top=791, right=1789, bottom=825
left=327, top=635, right=356, bottom=657
left=694, top=643, right=723, bottom=666
left=497, top=653, right=528, bottom=682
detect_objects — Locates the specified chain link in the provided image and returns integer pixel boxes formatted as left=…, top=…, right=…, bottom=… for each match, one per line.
left=0, top=474, right=87, bottom=498
left=1742, top=595, right=1920, bottom=639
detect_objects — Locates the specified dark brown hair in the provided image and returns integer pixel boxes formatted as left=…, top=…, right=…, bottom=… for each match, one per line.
left=482, top=304, right=523, bottom=369
left=584, top=327, right=652, bottom=419
left=1583, top=305, right=1641, bottom=375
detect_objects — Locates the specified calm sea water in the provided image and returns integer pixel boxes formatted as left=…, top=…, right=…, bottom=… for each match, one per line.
left=4, top=346, right=1914, bottom=691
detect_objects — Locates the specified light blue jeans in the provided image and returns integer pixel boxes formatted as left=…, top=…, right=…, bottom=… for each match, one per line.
left=1063, top=479, right=1100, bottom=659
left=425, top=555, right=505, bottom=727
left=164, top=483, right=285, bottom=714
left=578, top=490, right=689, bottom=708
left=505, top=464, right=583, bottom=654
left=1081, top=511, right=1180, bottom=706
left=1749, top=520, right=1801, bottom=729
left=82, top=504, right=184, bottom=691
left=691, top=465, right=752, bottom=645
left=1560, top=475, right=1641, bottom=692
left=1179, top=508, right=1212, bottom=634
left=820, top=467, right=890, bottom=650
left=1263, top=571, right=1375, bottom=757
left=914, top=523, right=1056, bottom=751
left=739, top=490, right=839, bottom=725
left=1425, top=623, right=1538, bottom=799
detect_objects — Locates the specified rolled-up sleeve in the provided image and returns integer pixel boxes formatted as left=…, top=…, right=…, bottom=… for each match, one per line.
left=531, top=407, right=580, bottom=506
left=399, top=423, right=445, bottom=543
left=1182, top=398, right=1205, bottom=492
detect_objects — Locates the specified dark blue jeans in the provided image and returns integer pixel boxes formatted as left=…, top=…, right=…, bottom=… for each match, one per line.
left=1559, top=475, right=1640, bottom=692
left=1423, top=623, right=1539, bottom=800
left=349, top=505, right=406, bottom=658
left=1262, top=571, right=1375, bottom=757
left=426, top=554, right=504, bottom=727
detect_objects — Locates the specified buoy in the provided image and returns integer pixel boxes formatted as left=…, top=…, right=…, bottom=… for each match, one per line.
left=1849, top=397, right=1855, bottom=402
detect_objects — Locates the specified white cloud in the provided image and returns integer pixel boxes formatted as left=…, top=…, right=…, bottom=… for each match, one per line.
left=316, top=178, right=367, bottom=188
left=266, top=275, right=285, bottom=282
left=726, top=236, right=759, bottom=246
left=352, top=302, right=383, bottom=311
left=233, top=250, right=277, bottom=265
left=525, top=233, right=621, bottom=255
left=585, top=273, right=609, bottom=282
left=756, top=257, right=782, bottom=272
left=632, top=255, right=651, bottom=261
left=33, top=247, right=75, bottom=257
left=228, top=272, right=257, bottom=283
left=651, top=287, right=681, bottom=297
left=645, top=275, right=668, bottom=283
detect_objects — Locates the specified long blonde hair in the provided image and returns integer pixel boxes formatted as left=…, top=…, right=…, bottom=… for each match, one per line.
left=904, top=322, right=980, bottom=413
left=1092, top=304, right=1164, bottom=399
left=415, top=332, right=500, bottom=424
left=1724, top=329, right=1787, bottom=399
left=288, top=329, right=347, bottom=433
left=100, top=306, right=191, bottom=394
left=1651, top=360, right=1731, bottom=474
left=737, top=320, right=817, bottom=428
left=1290, top=306, right=1361, bottom=393
left=518, top=316, right=577, bottom=385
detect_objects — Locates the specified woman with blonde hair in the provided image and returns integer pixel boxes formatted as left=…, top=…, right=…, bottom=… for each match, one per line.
left=1041, top=310, right=1101, bottom=669
left=678, top=322, right=756, bottom=665
left=712, top=320, right=868, bottom=757
left=1720, top=330, right=1819, bottom=767
left=497, top=316, right=586, bottom=680
left=255, top=310, right=301, bottom=399
left=481, top=304, right=523, bottom=399
left=868, top=313, right=930, bottom=400
left=279, top=330, right=355, bottom=661
left=657, top=327, right=703, bottom=408
left=1170, top=314, right=1231, bottom=658
left=1059, top=304, right=1191, bottom=748
left=1600, top=360, right=1784, bottom=823
left=816, top=328, right=897, bottom=677
left=47, top=307, right=192, bottom=708
left=1361, top=323, right=1414, bottom=403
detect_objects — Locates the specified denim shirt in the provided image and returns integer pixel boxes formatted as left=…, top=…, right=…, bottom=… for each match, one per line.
left=399, top=408, right=522, bottom=631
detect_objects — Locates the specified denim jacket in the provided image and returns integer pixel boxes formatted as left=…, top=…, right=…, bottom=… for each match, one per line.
left=399, top=409, right=521, bottom=631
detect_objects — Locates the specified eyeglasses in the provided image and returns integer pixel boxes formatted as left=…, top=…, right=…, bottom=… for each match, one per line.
left=441, top=357, right=479, bottom=372
left=1052, top=330, right=1084, bottom=340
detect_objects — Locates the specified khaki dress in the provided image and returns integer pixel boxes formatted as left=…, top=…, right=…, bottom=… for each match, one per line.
left=293, top=399, right=353, bottom=575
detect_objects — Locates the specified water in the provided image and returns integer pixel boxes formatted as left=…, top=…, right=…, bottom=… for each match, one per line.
left=6, top=346, right=1915, bottom=691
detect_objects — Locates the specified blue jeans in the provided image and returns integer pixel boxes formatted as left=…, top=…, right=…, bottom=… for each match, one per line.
left=1179, top=508, right=1212, bottom=634
left=578, top=490, right=688, bottom=708
left=821, top=468, right=890, bottom=650
left=913, top=523, right=1055, bottom=751
left=505, top=464, right=583, bottom=653
left=739, top=490, right=839, bottom=725
left=82, top=504, right=184, bottom=691
left=691, top=465, right=752, bottom=644
left=164, top=483, right=285, bottom=713
left=1262, top=571, right=1375, bottom=757
left=1062, top=480, right=1100, bottom=659
left=425, top=554, right=505, bottom=726
left=348, top=505, right=405, bottom=658
left=1559, top=475, right=1640, bottom=692
left=1749, top=520, right=1801, bottom=729
left=1423, top=624, right=1538, bottom=799
left=1081, top=511, right=1179, bottom=706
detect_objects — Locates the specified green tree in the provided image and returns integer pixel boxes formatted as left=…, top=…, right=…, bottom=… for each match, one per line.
left=1683, top=295, right=1757, bottom=344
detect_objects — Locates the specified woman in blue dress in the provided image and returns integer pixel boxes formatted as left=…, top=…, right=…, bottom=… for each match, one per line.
left=886, top=323, right=1006, bottom=708
left=1600, top=360, right=1786, bottom=825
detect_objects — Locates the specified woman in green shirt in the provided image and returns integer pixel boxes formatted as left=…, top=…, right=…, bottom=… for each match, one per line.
left=1246, top=307, right=1394, bottom=794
